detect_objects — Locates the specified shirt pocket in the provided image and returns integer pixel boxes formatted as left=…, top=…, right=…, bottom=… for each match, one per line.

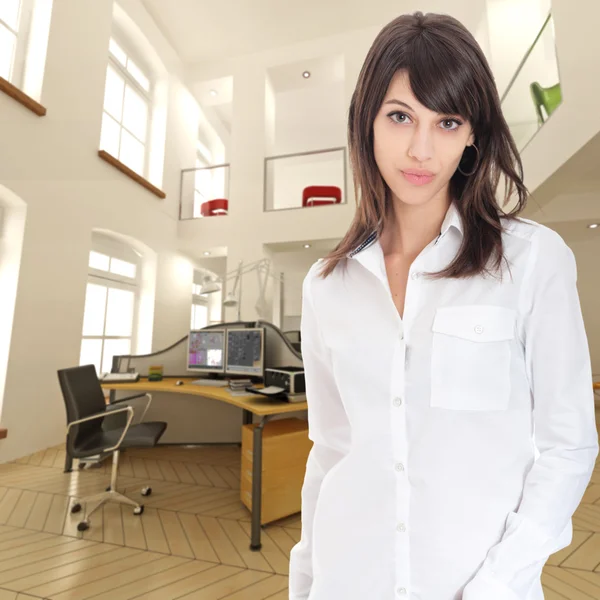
left=430, top=304, right=516, bottom=411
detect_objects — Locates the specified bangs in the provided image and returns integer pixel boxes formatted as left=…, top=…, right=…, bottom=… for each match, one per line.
left=403, top=32, right=480, bottom=124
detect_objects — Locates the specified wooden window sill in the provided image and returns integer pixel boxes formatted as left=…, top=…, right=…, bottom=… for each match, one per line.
left=0, top=428, right=7, bottom=440
left=98, top=150, right=166, bottom=199
left=0, top=76, right=46, bottom=116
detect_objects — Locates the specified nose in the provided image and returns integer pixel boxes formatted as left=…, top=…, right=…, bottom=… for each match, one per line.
left=407, top=123, right=433, bottom=163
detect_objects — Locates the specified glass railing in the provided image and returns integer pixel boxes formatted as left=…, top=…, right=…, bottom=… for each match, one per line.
left=264, top=147, right=347, bottom=212
left=179, top=163, right=230, bottom=220
left=500, top=12, right=562, bottom=151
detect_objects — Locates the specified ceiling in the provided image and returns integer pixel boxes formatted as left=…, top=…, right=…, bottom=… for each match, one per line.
left=266, top=238, right=339, bottom=254
left=141, top=0, right=480, bottom=64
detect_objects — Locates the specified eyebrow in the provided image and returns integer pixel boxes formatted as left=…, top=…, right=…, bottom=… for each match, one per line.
left=383, top=99, right=414, bottom=111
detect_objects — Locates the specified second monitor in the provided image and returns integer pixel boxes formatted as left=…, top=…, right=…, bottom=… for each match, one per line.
left=226, top=327, right=265, bottom=377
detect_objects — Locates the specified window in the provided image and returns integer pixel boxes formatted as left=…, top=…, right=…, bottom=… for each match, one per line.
left=193, top=157, right=210, bottom=218
left=80, top=240, right=140, bottom=375
left=0, top=0, right=32, bottom=86
left=100, top=38, right=151, bottom=177
left=191, top=282, right=209, bottom=329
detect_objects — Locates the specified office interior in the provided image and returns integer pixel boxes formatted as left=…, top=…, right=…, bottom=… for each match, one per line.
left=0, top=0, right=599, bottom=598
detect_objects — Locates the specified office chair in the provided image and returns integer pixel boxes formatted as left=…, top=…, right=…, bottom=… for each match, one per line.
left=57, top=364, right=167, bottom=531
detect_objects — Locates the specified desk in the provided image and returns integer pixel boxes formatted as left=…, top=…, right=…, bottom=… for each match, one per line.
left=101, top=377, right=308, bottom=551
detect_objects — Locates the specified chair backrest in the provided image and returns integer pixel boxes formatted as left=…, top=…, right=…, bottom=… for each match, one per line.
left=200, top=198, right=229, bottom=217
left=530, top=81, right=562, bottom=124
left=302, top=185, right=342, bottom=207
left=57, top=365, right=107, bottom=453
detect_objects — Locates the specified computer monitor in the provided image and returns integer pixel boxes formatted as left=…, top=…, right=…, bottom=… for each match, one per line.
left=225, top=327, right=265, bottom=377
left=187, top=329, right=226, bottom=374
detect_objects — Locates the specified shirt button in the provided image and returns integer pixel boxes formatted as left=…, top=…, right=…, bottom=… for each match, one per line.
left=397, top=587, right=407, bottom=595
left=474, top=325, right=484, bottom=334
left=393, top=397, right=402, bottom=407
left=395, top=462, right=404, bottom=472
left=397, top=522, right=406, bottom=532
left=411, top=272, right=419, bottom=280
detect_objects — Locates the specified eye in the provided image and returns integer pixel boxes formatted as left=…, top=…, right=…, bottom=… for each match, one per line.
left=440, top=118, right=463, bottom=131
left=388, top=111, right=412, bottom=125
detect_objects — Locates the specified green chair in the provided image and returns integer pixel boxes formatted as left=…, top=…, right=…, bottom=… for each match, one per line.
left=530, top=81, right=562, bottom=124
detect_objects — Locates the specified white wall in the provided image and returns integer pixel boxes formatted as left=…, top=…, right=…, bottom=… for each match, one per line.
left=273, top=82, right=346, bottom=155
left=0, top=0, right=207, bottom=462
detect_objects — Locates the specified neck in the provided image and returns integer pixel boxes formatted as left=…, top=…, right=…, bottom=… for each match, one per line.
left=380, top=187, right=451, bottom=258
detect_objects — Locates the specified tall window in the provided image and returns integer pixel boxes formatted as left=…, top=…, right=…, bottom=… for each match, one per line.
left=80, top=239, right=140, bottom=375
left=100, top=38, right=152, bottom=177
left=191, top=282, right=209, bottom=329
left=0, top=0, right=32, bottom=85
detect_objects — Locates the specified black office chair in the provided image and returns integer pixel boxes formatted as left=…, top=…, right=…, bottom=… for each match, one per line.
left=57, top=364, right=167, bottom=531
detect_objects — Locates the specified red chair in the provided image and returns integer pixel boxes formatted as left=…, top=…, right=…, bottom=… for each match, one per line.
left=200, top=199, right=228, bottom=217
left=302, top=185, right=342, bottom=207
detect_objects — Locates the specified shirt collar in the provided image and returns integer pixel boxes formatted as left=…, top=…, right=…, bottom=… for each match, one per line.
left=346, top=201, right=463, bottom=260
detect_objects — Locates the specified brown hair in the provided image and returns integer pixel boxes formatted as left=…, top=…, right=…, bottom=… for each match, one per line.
left=318, top=11, right=528, bottom=280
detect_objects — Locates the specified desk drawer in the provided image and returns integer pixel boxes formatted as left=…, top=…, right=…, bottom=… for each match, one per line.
left=241, top=418, right=311, bottom=472
left=240, top=467, right=304, bottom=524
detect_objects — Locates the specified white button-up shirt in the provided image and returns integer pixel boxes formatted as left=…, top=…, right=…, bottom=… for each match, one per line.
left=289, top=201, right=599, bottom=600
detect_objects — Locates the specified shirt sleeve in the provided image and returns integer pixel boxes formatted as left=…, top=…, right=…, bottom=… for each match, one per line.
left=462, top=227, right=599, bottom=600
left=288, top=262, right=352, bottom=600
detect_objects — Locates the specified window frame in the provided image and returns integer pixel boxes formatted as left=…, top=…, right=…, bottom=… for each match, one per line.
left=100, top=36, right=153, bottom=179
left=0, top=0, right=34, bottom=88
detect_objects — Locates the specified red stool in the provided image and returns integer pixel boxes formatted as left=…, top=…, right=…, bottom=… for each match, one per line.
left=302, top=185, right=342, bottom=207
left=200, top=198, right=228, bottom=217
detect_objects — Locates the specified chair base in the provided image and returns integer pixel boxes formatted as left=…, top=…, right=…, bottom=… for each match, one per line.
left=71, top=449, right=149, bottom=530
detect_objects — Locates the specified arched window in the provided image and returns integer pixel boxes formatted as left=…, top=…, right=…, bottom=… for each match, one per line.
left=80, top=234, right=141, bottom=375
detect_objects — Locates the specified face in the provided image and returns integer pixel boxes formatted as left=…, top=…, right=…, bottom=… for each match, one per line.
left=373, top=70, right=475, bottom=207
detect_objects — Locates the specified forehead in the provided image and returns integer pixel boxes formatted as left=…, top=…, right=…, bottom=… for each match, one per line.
left=382, top=71, right=427, bottom=111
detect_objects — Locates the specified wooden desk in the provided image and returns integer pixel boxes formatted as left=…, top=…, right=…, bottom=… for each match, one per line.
left=101, top=377, right=308, bottom=552
left=102, top=376, right=307, bottom=415
left=594, top=382, right=600, bottom=390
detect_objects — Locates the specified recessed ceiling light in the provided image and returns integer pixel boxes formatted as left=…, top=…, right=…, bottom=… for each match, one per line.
left=204, top=251, right=211, bottom=256
left=304, top=244, right=311, bottom=249
left=209, top=89, right=218, bottom=97
left=302, top=71, right=311, bottom=79
left=588, top=223, right=599, bottom=229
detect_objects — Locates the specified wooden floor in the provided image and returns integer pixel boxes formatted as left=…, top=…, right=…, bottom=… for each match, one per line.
left=0, top=417, right=599, bottom=600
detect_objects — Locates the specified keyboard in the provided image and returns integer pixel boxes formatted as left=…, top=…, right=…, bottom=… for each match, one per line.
left=101, top=372, right=140, bottom=383
left=190, top=379, right=229, bottom=387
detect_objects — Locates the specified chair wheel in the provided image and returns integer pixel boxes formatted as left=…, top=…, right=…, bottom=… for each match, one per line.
left=106, top=486, right=112, bottom=492
left=71, top=503, right=82, bottom=514
left=141, top=487, right=152, bottom=497
left=77, top=520, right=90, bottom=532
left=133, top=505, right=144, bottom=516
left=78, top=462, right=86, bottom=469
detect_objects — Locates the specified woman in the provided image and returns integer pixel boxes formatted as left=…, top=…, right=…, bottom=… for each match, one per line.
left=289, top=11, right=598, bottom=600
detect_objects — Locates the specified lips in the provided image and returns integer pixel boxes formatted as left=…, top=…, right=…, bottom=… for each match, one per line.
left=401, top=170, right=435, bottom=186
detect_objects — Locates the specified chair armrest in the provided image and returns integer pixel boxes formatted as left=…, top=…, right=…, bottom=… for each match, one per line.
left=107, top=392, right=153, bottom=423
left=67, top=406, right=134, bottom=453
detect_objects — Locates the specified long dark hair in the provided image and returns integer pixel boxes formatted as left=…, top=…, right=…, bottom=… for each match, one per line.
left=318, top=11, right=528, bottom=280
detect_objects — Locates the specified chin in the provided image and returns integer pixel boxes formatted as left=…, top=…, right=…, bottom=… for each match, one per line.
left=390, top=185, right=434, bottom=206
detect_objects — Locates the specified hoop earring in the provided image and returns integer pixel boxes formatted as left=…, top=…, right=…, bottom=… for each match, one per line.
left=457, top=143, right=480, bottom=176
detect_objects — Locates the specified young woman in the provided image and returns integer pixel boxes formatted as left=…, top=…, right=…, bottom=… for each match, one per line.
left=289, top=11, right=598, bottom=600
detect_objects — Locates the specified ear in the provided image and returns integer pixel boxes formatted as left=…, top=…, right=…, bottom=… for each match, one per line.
left=467, top=130, right=475, bottom=147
